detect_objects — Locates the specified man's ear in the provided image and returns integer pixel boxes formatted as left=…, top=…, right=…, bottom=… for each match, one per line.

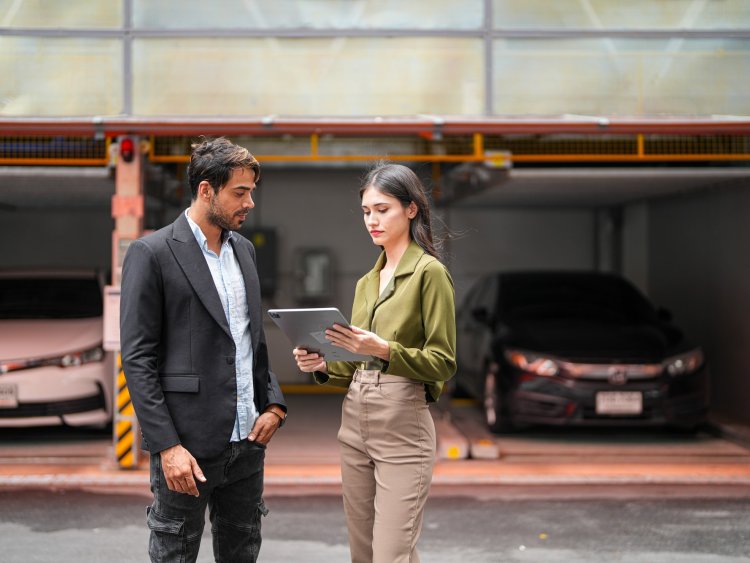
left=198, top=180, right=213, bottom=200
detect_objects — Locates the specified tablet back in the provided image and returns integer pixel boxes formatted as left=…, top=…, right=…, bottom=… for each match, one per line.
left=268, top=308, right=371, bottom=362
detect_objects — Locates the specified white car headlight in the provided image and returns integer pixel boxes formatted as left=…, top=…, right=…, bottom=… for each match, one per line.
left=0, top=345, right=105, bottom=374
left=663, top=348, right=704, bottom=376
left=61, top=346, right=104, bottom=367
left=504, top=349, right=560, bottom=377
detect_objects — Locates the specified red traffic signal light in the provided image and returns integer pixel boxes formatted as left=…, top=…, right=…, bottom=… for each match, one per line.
left=119, top=137, right=135, bottom=163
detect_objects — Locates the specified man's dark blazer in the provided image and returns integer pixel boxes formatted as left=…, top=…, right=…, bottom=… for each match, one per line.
left=120, top=212, right=286, bottom=460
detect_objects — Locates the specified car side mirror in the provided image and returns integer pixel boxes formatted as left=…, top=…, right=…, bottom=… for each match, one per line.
left=471, top=307, right=491, bottom=325
left=657, top=307, right=673, bottom=323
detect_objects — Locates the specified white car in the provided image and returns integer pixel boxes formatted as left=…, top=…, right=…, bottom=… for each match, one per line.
left=0, top=271, right=114, bottom=427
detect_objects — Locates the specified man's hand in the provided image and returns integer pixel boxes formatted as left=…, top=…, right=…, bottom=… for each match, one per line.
left=159, top=444, right=206, bottom=497
left=248, top=410, right=282, bottom=445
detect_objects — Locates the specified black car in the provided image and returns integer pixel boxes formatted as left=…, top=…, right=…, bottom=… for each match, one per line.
left=456, top=271, right=709, bottom=432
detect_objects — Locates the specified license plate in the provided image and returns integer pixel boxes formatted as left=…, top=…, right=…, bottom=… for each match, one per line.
left=596, top=391, right=642, bottom=415
left=0, top=383, right=18, bottom=408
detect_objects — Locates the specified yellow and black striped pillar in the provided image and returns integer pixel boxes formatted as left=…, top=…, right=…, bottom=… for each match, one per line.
left=111, top=136, right=144, bottom=470
left=114, top=353, right=139, bottom=468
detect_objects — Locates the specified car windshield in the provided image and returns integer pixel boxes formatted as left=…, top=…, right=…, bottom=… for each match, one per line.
left=500, top=275, right=658, bottom=324
left=0, top=278, right=102, bottom=319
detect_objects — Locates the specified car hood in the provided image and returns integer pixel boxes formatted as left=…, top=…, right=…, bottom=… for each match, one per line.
left=502, top=318, right=685, bottom=362
left=0, top=318, right=103, bottom=361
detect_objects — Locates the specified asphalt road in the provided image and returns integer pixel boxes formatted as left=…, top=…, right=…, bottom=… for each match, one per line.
left=2, top=489, right=750, bottom=562
left=2, top=398, right=750, bottom=561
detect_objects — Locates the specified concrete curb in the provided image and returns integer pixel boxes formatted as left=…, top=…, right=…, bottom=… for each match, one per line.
left=3, top=470, right=750, bottom=490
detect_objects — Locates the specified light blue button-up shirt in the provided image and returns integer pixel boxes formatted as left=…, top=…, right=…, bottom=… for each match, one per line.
left=186, top=210, right=258, bottom=442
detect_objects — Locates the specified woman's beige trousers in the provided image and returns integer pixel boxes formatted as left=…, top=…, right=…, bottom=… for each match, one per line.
left=338, top=369, right=436, bottom=563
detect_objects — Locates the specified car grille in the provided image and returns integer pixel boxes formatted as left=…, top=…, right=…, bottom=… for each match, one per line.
left=561, top=361, right=663, bottom=380
left=0, top=391, right=105, bottom=418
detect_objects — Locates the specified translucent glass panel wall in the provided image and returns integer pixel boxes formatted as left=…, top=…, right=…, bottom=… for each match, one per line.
left=0, top=0, right=122, bottom=28
left=134, top=0, right=483, bottom=29
left=133, top=38, right=484, bottom=115
left=0, top=37, right=122, bottom=116
left=493, top=0, right=750, bottom=29
left=492, top=39, right=750, bottom=115
left=1, top=0, right=749, bottom=117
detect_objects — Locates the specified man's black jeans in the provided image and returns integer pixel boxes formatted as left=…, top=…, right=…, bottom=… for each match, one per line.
left=147, top=440, right=267, bottom=563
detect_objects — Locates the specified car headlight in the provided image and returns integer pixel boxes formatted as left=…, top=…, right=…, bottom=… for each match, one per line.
left=504, top=349, right=560, bottom=377
left=61, top=346, right=105, bottom=367
left=0, top=345, right=105, bottom=374
left=663, top=348, right=704, bottom=376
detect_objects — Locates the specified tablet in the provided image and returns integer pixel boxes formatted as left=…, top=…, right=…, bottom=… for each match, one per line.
left=267, top=308, right=372, bottom=362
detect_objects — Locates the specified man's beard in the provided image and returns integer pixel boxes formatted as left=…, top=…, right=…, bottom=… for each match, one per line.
left=207, top=195, right=240, bottom=231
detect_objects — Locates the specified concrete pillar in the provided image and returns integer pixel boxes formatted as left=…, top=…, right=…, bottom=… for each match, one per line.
left=110, top=135, right=144, bottom=469
left=594, top=207, right=623, bottom=274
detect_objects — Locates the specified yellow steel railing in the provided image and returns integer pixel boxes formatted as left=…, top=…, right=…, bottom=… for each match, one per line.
left=0, top=133, right=748, bottom=165
left=148, top=133, right=750, bottom=164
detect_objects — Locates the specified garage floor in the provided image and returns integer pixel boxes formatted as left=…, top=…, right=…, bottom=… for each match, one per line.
left=1, top=392, right=750, bottom=492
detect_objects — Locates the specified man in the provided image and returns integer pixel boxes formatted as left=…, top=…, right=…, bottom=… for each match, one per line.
left=120, top=137, right=286, bottom=562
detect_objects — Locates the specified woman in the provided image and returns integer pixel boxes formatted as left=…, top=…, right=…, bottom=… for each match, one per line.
left=293, top=162, right=456, bottom=563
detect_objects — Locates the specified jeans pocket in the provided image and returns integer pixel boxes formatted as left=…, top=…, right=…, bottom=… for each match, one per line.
left=147, top=506, right=186, bottom=563
left=249, top=499, right=267, bottom=553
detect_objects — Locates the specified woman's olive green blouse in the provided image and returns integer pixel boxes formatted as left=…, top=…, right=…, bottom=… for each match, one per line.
left=315, top=240, right=456, bottom=402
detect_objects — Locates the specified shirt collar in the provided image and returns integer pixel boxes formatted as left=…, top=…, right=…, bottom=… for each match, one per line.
left=185, top=208, right=233, bottom=251
left=369, top=240, right=425, bottom=280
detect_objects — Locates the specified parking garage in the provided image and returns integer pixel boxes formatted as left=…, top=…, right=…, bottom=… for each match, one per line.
left=2, top=0, right=750, bottom=496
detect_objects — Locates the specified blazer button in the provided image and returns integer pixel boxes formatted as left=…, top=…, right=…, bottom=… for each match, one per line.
left=227, top=357, right=235, bottom=365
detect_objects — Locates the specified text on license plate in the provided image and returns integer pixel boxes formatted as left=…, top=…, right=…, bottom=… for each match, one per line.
left=0, top=383, right=18, bottom=408
left=596, top=391, right=642, bottom=415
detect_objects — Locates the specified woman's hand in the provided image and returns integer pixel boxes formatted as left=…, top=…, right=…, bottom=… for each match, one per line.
left=325, top=324, right=391, bottom=361
left=293, top=347, right=327, bottom=373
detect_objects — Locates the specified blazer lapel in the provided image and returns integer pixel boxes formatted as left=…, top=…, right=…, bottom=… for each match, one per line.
left=167, top=214, right=232, bottom=338
left=231, top=238, right=262, bottom=351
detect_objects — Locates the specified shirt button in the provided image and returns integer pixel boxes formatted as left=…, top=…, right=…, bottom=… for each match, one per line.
left=227, top=357, right=235, bottom=365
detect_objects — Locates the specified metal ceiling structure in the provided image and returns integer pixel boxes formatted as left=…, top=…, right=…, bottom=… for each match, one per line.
left=1, top=115, right=750, bottom=137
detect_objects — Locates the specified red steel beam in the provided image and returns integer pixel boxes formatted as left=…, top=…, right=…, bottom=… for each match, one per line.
left=0, top=116, right=750, bottom=137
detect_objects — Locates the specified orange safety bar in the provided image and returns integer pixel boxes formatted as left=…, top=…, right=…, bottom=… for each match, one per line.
left=147, top=152, right=750, bottom=165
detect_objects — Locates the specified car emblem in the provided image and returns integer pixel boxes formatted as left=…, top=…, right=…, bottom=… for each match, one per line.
left=607, top=367, right=628, bottom=385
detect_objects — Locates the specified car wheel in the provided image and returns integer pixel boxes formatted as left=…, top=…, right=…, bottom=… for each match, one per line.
left=483, top=361, right=513, bottom=433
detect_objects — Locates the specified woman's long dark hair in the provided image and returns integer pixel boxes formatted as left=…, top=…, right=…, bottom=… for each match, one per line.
left=360, top=162, right=443, bottom=261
